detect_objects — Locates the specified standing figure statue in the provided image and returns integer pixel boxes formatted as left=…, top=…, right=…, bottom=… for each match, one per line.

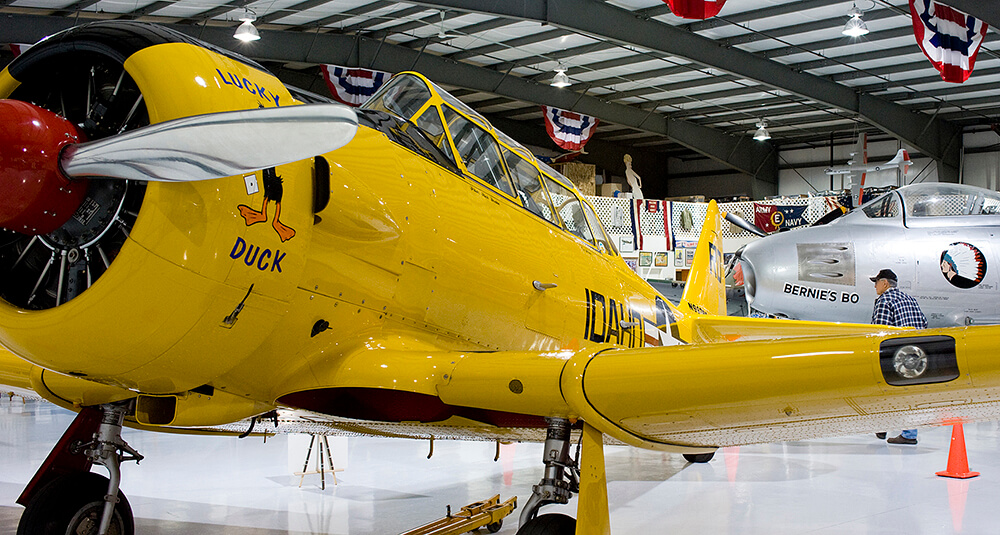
left=624, top=154, right=643, bottom=199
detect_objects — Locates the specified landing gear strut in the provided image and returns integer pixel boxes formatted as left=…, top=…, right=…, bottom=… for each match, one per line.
left=517, top=418, right=579, bottom=534
left=17, top=402, right=142, bottom=535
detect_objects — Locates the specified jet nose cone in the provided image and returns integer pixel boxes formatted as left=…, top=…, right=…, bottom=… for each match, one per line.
left=738, top=238, right=778, bottom=308
left=739, top=255, right=756, bottom=305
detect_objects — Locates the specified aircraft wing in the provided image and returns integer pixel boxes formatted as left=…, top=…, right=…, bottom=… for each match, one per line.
left=431, top=323, right=1000, bottom=451
left=0, top=353, right=274, bottom=436
left=683, top=315, right=904, bottom=344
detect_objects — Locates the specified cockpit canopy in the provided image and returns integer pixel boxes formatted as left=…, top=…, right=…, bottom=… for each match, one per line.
left=899, top=183, right=1000, bottom=217
left=860, top=183, right=1000, bottom=225
left=362, top=73, right=617, bottom=256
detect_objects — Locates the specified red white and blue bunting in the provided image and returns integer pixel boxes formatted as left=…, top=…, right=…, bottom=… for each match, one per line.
left=320, top=65, right=391, bottom=107
left=541, top=105, right=599, bottom=152
left=909, top=0, right=988, bottom=83
left=629, top=200, right=673, bottom=252
left=9, top=44, right=31, bottom=58
left=662, top=0, right=728, bottom=20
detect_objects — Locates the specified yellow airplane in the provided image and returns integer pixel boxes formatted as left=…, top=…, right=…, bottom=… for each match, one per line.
left=2, top=20, right=1000, bottom=535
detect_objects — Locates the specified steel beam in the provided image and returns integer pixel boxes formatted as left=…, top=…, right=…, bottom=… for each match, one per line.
left=405, top=0, right=962, bottom=182
left=0, top=13, right=778, bottom=185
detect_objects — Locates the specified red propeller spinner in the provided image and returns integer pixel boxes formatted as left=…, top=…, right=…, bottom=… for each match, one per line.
left=0, top=99, right=89, bottom=235
left=1, top=97, right=362, bottom=237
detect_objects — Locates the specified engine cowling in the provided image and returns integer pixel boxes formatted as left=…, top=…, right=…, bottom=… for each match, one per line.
left=0, top=22, right=308, bottom=395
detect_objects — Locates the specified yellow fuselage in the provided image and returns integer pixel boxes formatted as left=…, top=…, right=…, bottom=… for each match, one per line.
left=0, top=41, right=670, bottom=428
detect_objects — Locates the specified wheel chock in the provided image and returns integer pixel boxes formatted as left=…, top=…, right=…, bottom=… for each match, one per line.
left=400, top=494, right=517, bottom=535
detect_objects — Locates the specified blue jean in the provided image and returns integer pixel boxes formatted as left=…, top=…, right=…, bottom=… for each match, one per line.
left=901, top=429, right=917, bottom=439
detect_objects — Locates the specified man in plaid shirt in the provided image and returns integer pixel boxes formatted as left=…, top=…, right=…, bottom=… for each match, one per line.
left=870, top=268, right=927, bottom=445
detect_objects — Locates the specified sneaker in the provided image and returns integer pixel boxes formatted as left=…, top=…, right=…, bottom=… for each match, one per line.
left=887, top=435, right=917, bottom=445
left=875, top=432, right=886, bottom=439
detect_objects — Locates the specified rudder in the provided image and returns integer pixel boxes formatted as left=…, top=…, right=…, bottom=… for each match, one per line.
left=679, top=200, right=726, bottom=317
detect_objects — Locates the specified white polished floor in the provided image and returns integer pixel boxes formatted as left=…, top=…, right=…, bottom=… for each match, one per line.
left=3, top=395, right=1000, bottom=534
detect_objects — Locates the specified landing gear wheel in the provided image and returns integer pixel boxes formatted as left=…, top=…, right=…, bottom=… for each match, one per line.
left=516, top=513, right=576, bottom=535
left=16, top=471, right=134, bottom=535
left=683, top=451, right=716, bottom=463
left=486, top=519, right=503, bottom=533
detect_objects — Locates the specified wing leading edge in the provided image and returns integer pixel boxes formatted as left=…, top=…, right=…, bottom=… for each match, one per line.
left=433, top=324, right=1000, bottom=451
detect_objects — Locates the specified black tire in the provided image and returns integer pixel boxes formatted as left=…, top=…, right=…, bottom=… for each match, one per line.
left=683, top=451, right=716, bottom=463
left=17, top=471, right=134, bottom=535
left=486, top=519, right=503, bottom=533
left=516, top=513, right=576, bottom=535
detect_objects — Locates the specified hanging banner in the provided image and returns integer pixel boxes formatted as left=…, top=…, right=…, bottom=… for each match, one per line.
left=9, top=44, right=31, bottom=58
left=663, top=0, right=728, bottom=19
left=630, top=199, right=644, bottom=251
left=776, top=205, right=807, bottom=229
left=909, top=0, right=988, bottom=83
left=663, top=201, right=673, bottom=250
left=320, top=65, right=391, bottom=107
left=634, top=200, right=673, bottom=251
left=541, top=105, right=599, bottom=151
left=753, top=203, right=780, bottom=234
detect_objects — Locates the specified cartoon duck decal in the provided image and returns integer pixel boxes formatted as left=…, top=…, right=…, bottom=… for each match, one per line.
left=238, top=167, right=296, bottom=242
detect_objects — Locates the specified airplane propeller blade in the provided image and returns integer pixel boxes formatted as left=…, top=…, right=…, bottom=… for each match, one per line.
left=60, top=104, right=359, bottom=182
left=811, top=206, right=848, bottom=227
left=724, top=211, right=766, bottom=237
left=724, top=245, right=745, bottom=279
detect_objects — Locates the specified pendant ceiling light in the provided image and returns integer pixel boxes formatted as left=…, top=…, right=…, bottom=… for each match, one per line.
left=234, top=8, right=260, bottom=42
left=842, top=3, right=869, bottom=37
left=753, top=119, right=771, bottom=141
left=551, top=64, right=571, bottom=88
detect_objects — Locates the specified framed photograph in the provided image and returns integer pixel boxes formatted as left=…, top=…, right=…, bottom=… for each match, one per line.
left=654, top=252, right=669, bottom=267
left=639, top=251, right=652, bottom=267
left=619, top=235, right=635, bottom=253
left=674, top=249, right=685, bottom=266
left=685, top=248, right=696, bottom=268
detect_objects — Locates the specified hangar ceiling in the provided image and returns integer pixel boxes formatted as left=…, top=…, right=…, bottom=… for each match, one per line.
left=1, top=0, right=999, bottom=195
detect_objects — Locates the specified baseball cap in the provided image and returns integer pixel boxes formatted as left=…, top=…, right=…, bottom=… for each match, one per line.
left=869, top=269, right=897, bottom=282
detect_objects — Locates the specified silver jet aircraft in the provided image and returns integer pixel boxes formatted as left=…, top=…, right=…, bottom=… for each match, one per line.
left=739, top=183, right=1000, bottom=327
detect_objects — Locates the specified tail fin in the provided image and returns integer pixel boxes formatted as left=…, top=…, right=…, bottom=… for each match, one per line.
left=847, top=132, right=868, bottom=165
left=887, top=149, right=907, bottom=165
left=855, top=133, right=869, bottom=206
left=679, top=200, right=726, bottom=317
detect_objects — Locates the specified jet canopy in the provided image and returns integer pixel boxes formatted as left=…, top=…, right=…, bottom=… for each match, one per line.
left=860, top=183, right=1000, bottom=224
left=898, top=183, right=1000, bottom=217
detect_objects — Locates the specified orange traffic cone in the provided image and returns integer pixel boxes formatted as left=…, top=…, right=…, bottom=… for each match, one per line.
left=936, top=424, right=980, bottom=479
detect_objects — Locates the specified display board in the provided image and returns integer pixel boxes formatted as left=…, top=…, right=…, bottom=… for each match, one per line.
left=588, top=195, right=844, bottom=282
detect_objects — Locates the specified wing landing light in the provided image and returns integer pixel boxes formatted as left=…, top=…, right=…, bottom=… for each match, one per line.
left=0, top=99, right=358, bottom=235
